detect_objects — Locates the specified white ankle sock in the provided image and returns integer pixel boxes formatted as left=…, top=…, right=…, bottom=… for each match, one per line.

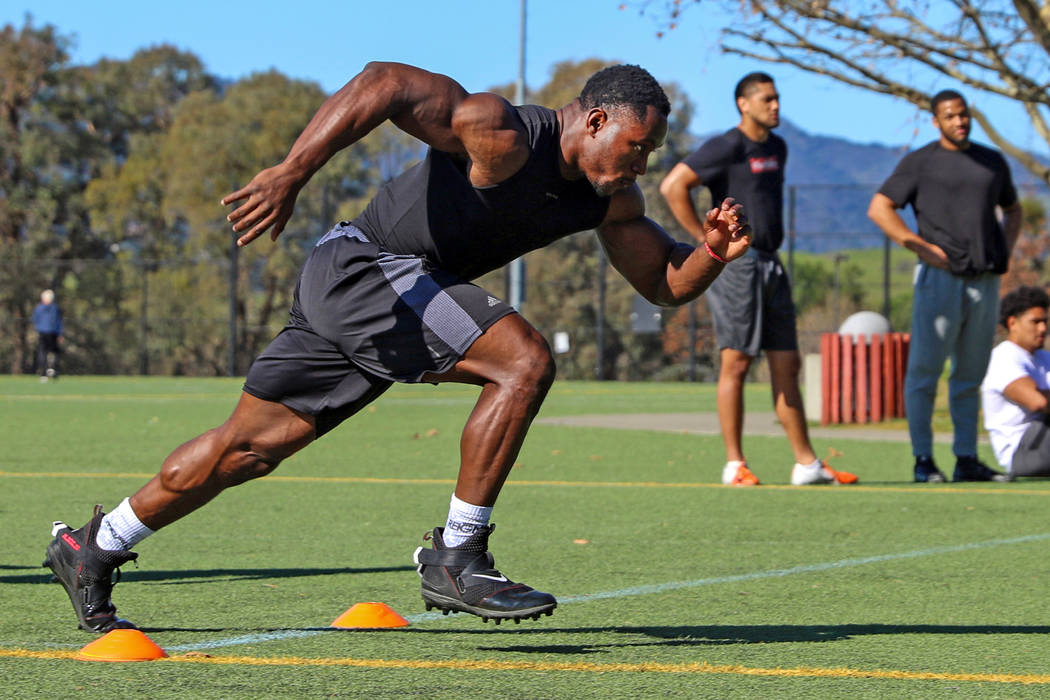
left=443, top=493, right=492, bottom=548
left=96, top=498, right=154, bottom=552
left=722, top=460, right=746, bottom=483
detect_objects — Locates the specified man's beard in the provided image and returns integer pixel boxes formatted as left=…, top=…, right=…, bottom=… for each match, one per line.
left=589, top=177, right=621, bottom=197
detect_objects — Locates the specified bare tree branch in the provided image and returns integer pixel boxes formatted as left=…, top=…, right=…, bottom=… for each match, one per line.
left=722, top=27, right=929, bottom=106
left=714, top=0, right=1050, bottom=183
left=1022, top=99, right=1050, bottom=146
left=748, top=0, right=1050, bottom=104
left=631, top=0, right=1050, bottom=182
left=1013, top=0, right=1050, bottom=54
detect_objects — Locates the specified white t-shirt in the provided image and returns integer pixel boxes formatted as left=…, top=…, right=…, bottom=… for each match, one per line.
left=981, top=340, right=1050, bottom=469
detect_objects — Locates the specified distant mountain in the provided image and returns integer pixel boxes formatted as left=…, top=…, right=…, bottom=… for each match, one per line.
left=693, top=119, right=1049, bottom=252
left=778, top=120, right=909, bottom=187
left=779, top=119, right=1047, bottom=187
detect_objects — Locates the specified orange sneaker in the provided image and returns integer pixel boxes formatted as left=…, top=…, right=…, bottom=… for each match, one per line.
left=826, top=465, right=859, bottom=484
left=722, top=462, right=760, bottom=486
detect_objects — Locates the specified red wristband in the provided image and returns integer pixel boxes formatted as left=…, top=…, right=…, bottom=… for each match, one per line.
left=704, top=241, right=729, bottom=264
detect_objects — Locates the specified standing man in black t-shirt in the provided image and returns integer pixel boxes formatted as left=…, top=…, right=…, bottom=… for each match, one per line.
left=661, top=72, right=857, bottom=487
left=869, top=89, right=1022, bottom=483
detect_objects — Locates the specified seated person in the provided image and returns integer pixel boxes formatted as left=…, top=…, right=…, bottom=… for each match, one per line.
left=981, top=286, right=1050, bottom=478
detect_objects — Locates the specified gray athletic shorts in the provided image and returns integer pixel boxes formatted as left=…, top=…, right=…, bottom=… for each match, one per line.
left=1010, top=415, right=1050, bottom=477
left=705, top=248, right=798, bottom=356
left=244, top=223, right=515, bottom=436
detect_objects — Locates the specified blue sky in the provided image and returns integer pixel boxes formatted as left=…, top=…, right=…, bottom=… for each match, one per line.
left=3, top=0, right=1043, bottom=156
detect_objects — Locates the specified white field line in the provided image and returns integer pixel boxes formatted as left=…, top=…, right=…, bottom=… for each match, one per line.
left=162, top=531, right=1050, bottom=653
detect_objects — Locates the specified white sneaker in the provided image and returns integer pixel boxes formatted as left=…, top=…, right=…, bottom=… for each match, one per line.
left=791, top=461, right=859, bottom=485
left=791, top=462, right=831, bottom=485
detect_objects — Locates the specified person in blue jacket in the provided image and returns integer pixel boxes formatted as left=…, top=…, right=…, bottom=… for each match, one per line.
left=32, top=289, right=63, bottom=381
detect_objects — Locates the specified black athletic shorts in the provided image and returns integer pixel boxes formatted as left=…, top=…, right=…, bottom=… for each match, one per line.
left=244, top=223, right=515, bottom=436
left=705, top=247, right=798, bottom=356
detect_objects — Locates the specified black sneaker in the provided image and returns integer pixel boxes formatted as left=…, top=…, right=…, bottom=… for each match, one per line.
left=953, top=456, right=1011, bottom=482
left=414, top=524, right=556, bottom=624
left=914, top=456, right=947, bottom=483
left=43, top=505, right=139, bottom=633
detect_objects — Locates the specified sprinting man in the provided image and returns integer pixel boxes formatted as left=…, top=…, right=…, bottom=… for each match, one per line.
left=660, top=72, right=857, bottom=487
left=868, top=89, right=1022, bottom=483
left=45, top=62, right=752, bottom=632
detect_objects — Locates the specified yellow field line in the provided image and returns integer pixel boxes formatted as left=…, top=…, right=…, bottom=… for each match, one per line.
left=2, top=647, right=1048, bottom=683
left=0, top=470, right=1047, bottom=496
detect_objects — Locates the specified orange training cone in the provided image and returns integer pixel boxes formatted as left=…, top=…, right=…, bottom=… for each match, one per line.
left=76, top=629, right=168, bottom=662
left=331, top=602, right=410, bottom=629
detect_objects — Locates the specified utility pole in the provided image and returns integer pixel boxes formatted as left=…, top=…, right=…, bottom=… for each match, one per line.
left=506, top=0, right=527, bottom=310
left=228, top=231, right=238, bottom=377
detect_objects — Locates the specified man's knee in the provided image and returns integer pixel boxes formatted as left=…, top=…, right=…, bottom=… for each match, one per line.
left=508, top=334, right=556, bottom=399
left=719, top=351, right=752, bottom=381
left=158, top=427, right=291, bottom=494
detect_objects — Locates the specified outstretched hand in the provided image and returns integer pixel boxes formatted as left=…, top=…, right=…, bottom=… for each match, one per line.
left=703, top=197, right=751, bottom=262
left=221, top=163, right=304, bottom=247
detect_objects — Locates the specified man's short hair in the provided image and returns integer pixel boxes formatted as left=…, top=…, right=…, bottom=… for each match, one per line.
left=931, top=89, right=967, bottom=115
left=1000, top=286, right=1050, bottom=328
left=579, top=64, right=670, bottom=121
left=734, top=72, right=775, bottom=104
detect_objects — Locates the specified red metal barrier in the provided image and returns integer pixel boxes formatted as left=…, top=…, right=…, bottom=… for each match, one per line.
left=856, top=337, right=868, bottom=424
left=829, top=332, right=842, bottom=424
left=869, top=334, right=883, bottom=422
left=840, top=334, right=854, bottom=424
left=821, top=332, right=909, bottom=424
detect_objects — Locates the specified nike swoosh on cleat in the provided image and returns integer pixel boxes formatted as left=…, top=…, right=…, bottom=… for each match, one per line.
left=471, top=573, right=509, bottom=582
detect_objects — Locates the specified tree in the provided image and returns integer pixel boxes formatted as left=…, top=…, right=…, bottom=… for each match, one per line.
left=635, top=0, right=1050, bottom=183
left=0, top=19, right=72, bottom=373
left=91, top=69, right=425, bottom=375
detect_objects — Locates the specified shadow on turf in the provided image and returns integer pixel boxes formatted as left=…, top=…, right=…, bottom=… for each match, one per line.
left=459, top=624, right=1050, bottom=653
left=4, top=564, right=415, bottom=585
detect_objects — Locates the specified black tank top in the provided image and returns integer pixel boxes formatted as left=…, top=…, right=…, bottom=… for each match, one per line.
left=353, top=105, right=610, bottom=280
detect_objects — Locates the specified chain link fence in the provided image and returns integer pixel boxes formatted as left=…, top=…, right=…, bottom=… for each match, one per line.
left=5, top=183, right=1047, bottom=380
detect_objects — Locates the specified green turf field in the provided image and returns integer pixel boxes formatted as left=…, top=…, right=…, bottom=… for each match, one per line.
left=3, top=376, right=1049, bottom=698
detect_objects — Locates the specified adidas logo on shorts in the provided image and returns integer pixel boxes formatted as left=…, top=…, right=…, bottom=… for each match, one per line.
left=487, top=296, right=500, bottom=307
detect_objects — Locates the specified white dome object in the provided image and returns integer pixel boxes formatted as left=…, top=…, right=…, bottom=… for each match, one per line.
left=838, top=311, right=891, bottom=343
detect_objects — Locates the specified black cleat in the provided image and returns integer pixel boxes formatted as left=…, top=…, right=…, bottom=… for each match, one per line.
left=953, top=455, right=1011, bottom=482
left=414, top=524, right=556, bottom=623
left=44, top=505, right=139, bottom=633
left=913, top=456, right=947, bottom=483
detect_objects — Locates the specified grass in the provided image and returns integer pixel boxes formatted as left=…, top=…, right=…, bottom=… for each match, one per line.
left=3, top=376, right=1048, bottom=698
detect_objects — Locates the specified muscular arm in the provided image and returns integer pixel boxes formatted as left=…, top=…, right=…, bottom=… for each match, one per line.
left=1003, top=375, right=1050, bottom=413
left=286, top=62, right=469, bottom=175
left=658, top=162, right=706, bottom=241
left=598, top=187, right=750, bottom=307
left=867, top=192, right=950, bottom=269
left=223, top=62, right=524, bottom=246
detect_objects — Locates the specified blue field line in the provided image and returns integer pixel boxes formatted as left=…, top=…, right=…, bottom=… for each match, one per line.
left=165, top=531, right=1050, bottom=653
